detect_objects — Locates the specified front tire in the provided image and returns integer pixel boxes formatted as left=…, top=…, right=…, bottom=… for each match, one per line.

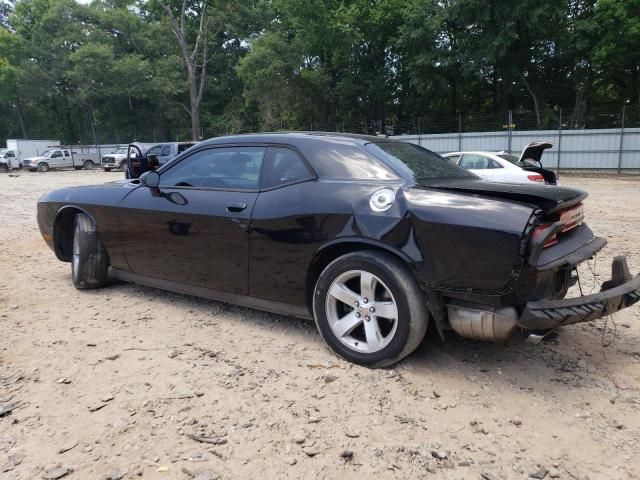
left=37, top=162, right=49, bottom=172
left=104, top=167, right=112, bottom=172
left=313, top=251, right=428, bottom=367
left=71, top=213, right=109, bottom=289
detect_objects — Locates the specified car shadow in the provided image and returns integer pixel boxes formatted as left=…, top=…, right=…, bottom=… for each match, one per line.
left=101, top=277, right=637, bottom=393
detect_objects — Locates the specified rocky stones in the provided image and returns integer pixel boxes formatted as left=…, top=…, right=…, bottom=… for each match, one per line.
left=0, top=401, right=19, bottom=417
left=344, top=428, right=360, bottom=438
left=431, top=450, right=448, bottom=460
left=57, top=442, right=78, bottom=454
left=41, top=466, right=73, bottom=479
left=103, top=468, right=127, bottom=480
left=340, top=450, right=354, bottom=460
left=530, top=467, right=549, bottom=479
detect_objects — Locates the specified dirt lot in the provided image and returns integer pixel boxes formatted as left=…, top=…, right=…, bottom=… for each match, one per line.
left=1, top=170, right=639, bottom=480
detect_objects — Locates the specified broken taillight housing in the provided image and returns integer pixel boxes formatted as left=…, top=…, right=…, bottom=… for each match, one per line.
left=533, top=203, right=584, bottom=248
left=532, top=223, right=559, bottom=247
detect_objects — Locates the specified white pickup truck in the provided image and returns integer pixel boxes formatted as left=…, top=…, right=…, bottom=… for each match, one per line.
left=22, top=148, right=99, bottom=172
left=0, top=149, right=18, bottom=172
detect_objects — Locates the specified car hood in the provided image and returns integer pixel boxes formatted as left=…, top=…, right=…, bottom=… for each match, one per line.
left=416, top=178, right=586, bottom=214
left=24, top=156, right=48, bottom=162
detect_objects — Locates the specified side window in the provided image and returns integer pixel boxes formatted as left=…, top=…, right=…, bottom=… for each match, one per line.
left=261, top=147, right=313, bottom=189
left=7, top=151, right=15, bottom=157
left=159, top=147, right=265, bottom=190
left=459, top=154, right=489, bottom=170
left=489, top=158, right=503, bottom=169
left=445, top=154, right=460, bottom=163
left=147, top=146, right=161, bottom=156
left=51, top=150, right=62, bottom=158
left=161, top=145, right=172, bottom=156
left=64, top=151, right=70, bottom=157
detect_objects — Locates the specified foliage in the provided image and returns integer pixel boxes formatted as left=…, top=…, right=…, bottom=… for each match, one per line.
left=0, top=0, right=638, bottom=143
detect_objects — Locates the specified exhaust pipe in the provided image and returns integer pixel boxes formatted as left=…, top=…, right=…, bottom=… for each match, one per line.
left=447, top=305, right=519, bottom=342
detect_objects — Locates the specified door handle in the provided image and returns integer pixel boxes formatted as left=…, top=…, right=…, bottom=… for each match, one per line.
left=226, top=202, right=247, bottom=213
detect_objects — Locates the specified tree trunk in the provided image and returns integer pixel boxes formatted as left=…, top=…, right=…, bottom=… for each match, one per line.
left=14, top=97, right=28, bottom=138
left=158, top=0, right=209, bottom=142
left=87, top=105, right=98, bottom=145
left=521, top=75, right=541, bottom=128
left=187, top=66, right=201, bottom=139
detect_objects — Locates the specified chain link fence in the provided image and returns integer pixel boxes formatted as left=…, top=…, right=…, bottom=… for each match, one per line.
left=82, top=105, right=640, bottom=173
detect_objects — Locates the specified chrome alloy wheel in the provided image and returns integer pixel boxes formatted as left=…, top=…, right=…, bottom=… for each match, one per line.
left=325, top=270, right=399, bottom=353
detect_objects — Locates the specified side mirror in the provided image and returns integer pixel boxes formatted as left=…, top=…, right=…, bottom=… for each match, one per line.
left=139, top=170, right=160, bottom=188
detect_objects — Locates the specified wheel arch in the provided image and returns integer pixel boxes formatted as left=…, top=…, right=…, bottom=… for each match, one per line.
left=305, top=238, right=419, bottom=312
left=52, top=206, right=98, bottom=262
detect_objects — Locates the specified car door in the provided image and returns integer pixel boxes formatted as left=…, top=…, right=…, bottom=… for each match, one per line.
left=49, top=150, right=64, bottom=168
left=458, top=154, right=504, bottom=181
left=249, top=146, right=318, bottom=305
left=63, top=150, right=72, bottom=168
left=118, top=145, right=265, bottom=295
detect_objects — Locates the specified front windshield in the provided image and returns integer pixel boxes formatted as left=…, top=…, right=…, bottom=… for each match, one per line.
left=114, top=147, right=127, bottom=154
left=497, top=153, right=520, bottom=165
left=39, top=150, right=52, bottom=157
left=366, top=142, right=477, bottom=183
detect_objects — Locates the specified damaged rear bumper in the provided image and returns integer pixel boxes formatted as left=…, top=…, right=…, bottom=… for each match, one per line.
left=446, top=257, right=640, bottom=342
left=519, top=257, right=640, bottom=330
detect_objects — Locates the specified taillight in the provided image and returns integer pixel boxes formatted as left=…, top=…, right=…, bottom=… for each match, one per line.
left=532, top=203, right=584, bottom=249
left=527, top=174, right=545, bottom=182
left=531, top=223, right=559, bottom=248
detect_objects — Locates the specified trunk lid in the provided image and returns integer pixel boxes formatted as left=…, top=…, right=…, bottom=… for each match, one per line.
left=418, top=178, right=586, bottom=214
left=518, top=141, right=557, bottom=185
left=518, top=141, right=552, bottom=165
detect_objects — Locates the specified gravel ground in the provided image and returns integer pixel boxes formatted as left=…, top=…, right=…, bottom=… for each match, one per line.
left=1, top=170, right=639, bottom=480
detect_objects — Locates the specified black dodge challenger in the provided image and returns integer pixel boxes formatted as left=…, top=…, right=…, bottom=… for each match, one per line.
left=37, top=133, right=640, bottom=366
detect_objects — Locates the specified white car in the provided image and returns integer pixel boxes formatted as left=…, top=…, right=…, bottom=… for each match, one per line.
left=443, top=142, right=557, bottom=185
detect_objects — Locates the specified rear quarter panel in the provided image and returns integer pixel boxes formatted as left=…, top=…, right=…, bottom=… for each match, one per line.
left=38, top=183, right=133, bottom=270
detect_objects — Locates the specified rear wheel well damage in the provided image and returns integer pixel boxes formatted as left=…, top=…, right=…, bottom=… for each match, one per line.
left=305, top=241, right=425, bottom=312
left=52, top=207, right=84, bottom=262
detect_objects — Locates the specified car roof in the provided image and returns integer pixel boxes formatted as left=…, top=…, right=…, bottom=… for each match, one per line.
left=199, top=132, right=395, bottom=147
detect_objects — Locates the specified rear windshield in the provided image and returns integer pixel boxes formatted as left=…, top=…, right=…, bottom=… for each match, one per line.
left=497, top=153, right=520, bottom=165
left=366, top=142, right=476, bottom=182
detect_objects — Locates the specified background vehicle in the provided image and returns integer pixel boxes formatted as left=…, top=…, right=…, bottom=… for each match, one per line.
left=65, top=145, right=101, bottom=170
left=0, top=149, right=18, bottom=171
left=23, top=148, right=72, bottom=172
left=126, top=141, right=197, bottom=178
left=147, top=142, right=198, bottom=167
left=37, top=133, right=639, bottom=367
left=6, top=139, right=59, bottom=167
left=101, top=146, right=129, bottom=171
left=23, top=146, right=100, bottom=172
left=443, top=142, right=557, bottom=184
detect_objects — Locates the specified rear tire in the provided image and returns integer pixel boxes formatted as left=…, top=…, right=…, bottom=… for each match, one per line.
left=71, top=213, right=109, bottom=289
left=104, top=168, right=112, bottom=172
left=0, top=164, right=8, bottom=173
left=313, top=250, right=428, bottom=367
left=37, top=162, right=49, bottom=172
left=83, top=160, right=94, bottom=170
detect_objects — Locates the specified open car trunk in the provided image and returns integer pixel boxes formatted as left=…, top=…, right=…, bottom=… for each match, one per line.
left=518, top=141, right=557, bottom=185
